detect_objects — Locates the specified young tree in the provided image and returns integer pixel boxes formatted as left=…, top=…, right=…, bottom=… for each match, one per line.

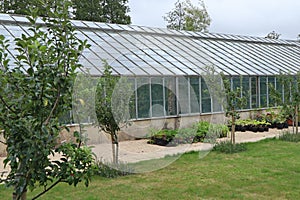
left=222, top=75, right=247, bottom=144
left=0, top=1, right=94, bottom=199
left=269, top=71, right=300, bottom=134
left=95, top=61, right=132, bottom=164
left=163, top=0, right=211, bottom=32
left=72, top=0, right=131, bottom=24
left=201, top=66, right=246, bottom=144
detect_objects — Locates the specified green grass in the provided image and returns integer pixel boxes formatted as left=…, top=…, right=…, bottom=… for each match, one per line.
left=1, top=138, right=300, bottom=199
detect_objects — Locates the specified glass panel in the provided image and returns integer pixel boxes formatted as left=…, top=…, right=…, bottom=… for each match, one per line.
left=151, top=77, right=164, bottom=117
left=127, top=77, right=136, bottom=119
left=71, top=20, right=87, bottom=28
left=178, top=77, right=189, bottom=114
left=82, top=21, right=99, bottom=28
left=260, top=76, right=267, bottom=108
left=137, top=77, right=150, bottom=118
left=212, top=77, right=223, bottom=112
left=0, top=14, right=13, bottom=22
left=268, top=76, right=276, bottom=107
left=94, top=22, right=111, bottom=29
left=190, top=77, right=200, bottom=113
left=282, top=77, right=291, bottom=105
left=242, top=77, right=250, bottom=109
left=11, top=15, right=29, bottom=23
left=107, top=23, right=124, bottom=31
left=232, top=76, right=241, bottom=91
left=165, top=77, right=177, bottom=116
left=201, top=78, right=211, bottom=113
left=276, top=77, right=284, bottom=103
left=118, top=24, right=134, bottom=31
left=251, top=77, right=258, bottom=109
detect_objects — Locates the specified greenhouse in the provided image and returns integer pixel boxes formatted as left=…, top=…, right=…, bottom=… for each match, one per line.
left=1, top=13, right=300, bottom=121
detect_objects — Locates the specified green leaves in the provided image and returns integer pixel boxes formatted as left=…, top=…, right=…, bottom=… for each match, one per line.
left=164, top=0, right=211, bottom=32
left=73, top=0, right=131, bottom=24
left=0, top=0, right=93, bottom=198
left=54, top=142, right=94, bottom=187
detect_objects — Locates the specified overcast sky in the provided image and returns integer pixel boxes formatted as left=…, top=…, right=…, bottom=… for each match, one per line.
left=128, top=0, right=300, bottom=40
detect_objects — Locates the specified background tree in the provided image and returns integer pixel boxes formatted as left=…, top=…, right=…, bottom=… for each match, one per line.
left=0, top=0, right=131, bottom=24
left=0, top=0, right=57, bottom=15
left=163, top=0, right=211, bottom=32
left=72, top=0, right=131, bottom=24
left=72, top=0, right=103, bottom=22
left=0, top=1, right=94, bottom=199
left=95, top=61, right=132, bottom=164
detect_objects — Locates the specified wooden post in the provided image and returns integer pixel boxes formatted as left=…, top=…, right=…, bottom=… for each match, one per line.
left=231, top=115, right=236, bottom=145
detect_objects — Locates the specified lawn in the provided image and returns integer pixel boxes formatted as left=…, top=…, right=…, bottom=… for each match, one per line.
left=1, top=138, right=300, bottom=199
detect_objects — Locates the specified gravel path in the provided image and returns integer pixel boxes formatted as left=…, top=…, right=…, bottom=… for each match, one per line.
left=0, top=128, right=288, bottom=178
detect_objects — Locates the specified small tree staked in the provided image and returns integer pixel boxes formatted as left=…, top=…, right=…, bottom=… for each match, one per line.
left=95, top=61, right=132, bottom=164
left=0, top=1, right=94, bottom=199
left=222, top=75, right=247, bottom=145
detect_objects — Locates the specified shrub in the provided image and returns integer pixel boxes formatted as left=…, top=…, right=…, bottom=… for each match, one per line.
left=213, top=141, right=247, bottom=154
left=148, top=122, right=229, bottom=146
left=174, top=128, right=197, bottom=144
left=279, top=131, right=300, bottom=143
left=195, top=121, right=210, bottom=135
left=93, top=159, right=134, bottom=178
left=148, top=129, right=178, bottom=146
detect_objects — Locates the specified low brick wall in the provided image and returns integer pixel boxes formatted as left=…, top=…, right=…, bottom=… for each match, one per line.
left=0, top=110, right=258, bottom=157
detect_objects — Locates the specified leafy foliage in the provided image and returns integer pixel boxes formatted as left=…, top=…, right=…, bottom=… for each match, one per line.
left=222, top=74, right=247, bottom=144
left=0, top=1, right=94, bottom=199
left=93, top=159, right=133, bottom=178
left=269, top=71, right=300, bottom=133
left=164, top=0, right=211, bottom=31
left=95, top=61, right=133, bottom=164
left=279, top=131, right=300, bottom=143
left=72, top=0, right=131, bottom=24
left=0, top=0, right=59, bottom=16
left=148, top=121, right=228, bottom=146
left=0, top=0, right=131, bottom=24
left=213, top=141, right=247, bottom=154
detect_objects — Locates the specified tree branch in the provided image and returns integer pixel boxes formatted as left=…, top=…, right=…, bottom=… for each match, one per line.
left=0, top=95, right=17, bottom=115
left=44, top=88, right=61, bottom=125
left=0, top=140, right=6, bottom=145
left=32, top=178, right=62, bottom=200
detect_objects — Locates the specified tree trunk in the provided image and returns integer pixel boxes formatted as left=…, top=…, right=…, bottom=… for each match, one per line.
left=13, top=164, right=27, bottom=200
left=231, top=115, right=236, bottom=145
left=296, top=105, right=299, bottom=134
left=111, top=134, right=116, bottom=164
left=13, top=190, right=26, bottom=200
left=111, top=131, right=119, bottom=165
left=115, top=132, right=119, bottom=165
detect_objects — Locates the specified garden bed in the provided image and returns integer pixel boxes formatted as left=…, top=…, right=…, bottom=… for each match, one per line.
left=147, top=121, right=228, bottom=146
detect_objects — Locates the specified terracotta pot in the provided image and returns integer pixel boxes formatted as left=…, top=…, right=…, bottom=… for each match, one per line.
left=287, top=119, right=293, bottom=126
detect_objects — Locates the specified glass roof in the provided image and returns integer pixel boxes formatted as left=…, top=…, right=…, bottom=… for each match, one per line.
left=0, top=13, right=299, bottom=76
